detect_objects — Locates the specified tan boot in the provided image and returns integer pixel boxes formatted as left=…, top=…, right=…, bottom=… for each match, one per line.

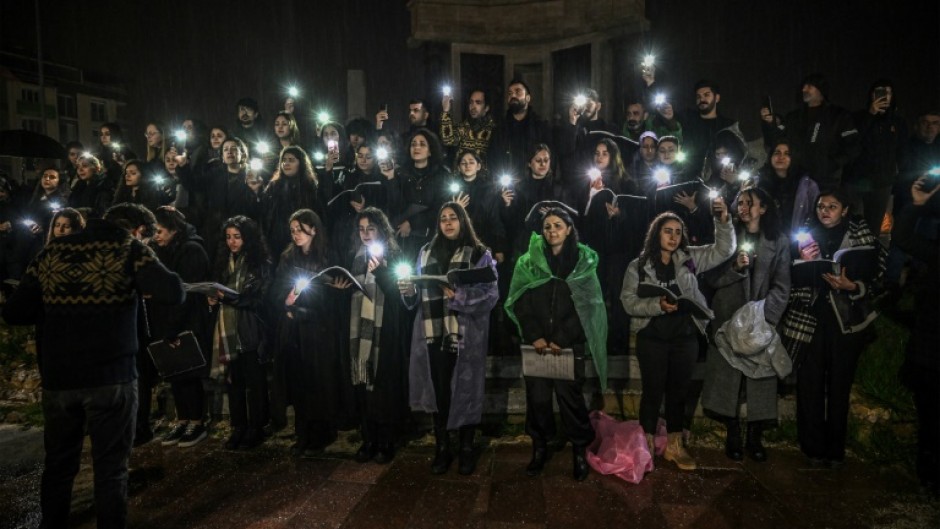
left=646, top=434, right=655, bottom=456
left=664, top=432, right=697, bottom=470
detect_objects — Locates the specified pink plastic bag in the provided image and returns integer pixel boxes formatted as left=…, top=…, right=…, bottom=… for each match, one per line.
left=586, top=411, right=658, bottom=483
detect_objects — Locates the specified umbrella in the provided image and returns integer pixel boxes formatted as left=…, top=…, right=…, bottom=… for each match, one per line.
left=0, top=129, right=67, bottom=159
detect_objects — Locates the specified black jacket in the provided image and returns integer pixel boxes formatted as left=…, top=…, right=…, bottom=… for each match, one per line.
left=764, top=102, right=859, bottom=188
left=68, top=175, right=113, bottom=217
left=488, top=109, right=553, bottom=181
left=147, top=225, right=209, bottom=343
left=511, top=244, right=586, bottom=348
left=845, top=109, right=907, bottom=190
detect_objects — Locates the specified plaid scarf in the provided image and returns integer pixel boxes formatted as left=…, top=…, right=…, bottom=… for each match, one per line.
left=419, top=244, right=476, bottom=347
left=780, top=217, right=880, bottom=364
left=349, top=244, right=384, bottom=389
left=211, top=253, right=245, bottom=381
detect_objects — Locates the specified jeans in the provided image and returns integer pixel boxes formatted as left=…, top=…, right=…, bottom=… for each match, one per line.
left=40, top=381, right=137, bottom=529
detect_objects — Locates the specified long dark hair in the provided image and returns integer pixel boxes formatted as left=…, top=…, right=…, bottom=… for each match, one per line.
left=735, top=186, right=781, bottom=240
left=113, top=159, right=162, bottom=204
left=638, top=212, right=689, bottom=268
left=428, top=202, right=487, bottom=255
left=407, top=128, right=445, bottom=169
left=214, top=215, right=270, bottom=278
left=281, top=208, right=328, bottom=269
left=353, top=207, right=400, bottom=255
left=595, top=137, right=629, bottom=186
left=46, top=207, right=85, bottom=244
left=269, top=145, right=317, bottom=184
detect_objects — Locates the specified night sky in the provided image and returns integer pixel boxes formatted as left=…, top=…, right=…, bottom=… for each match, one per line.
left=2, top=0, right=938, bottom=151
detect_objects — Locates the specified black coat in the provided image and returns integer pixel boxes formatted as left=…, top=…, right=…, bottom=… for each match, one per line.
left=147, top=226, right=210, bottom=379
left=271, top=251, right=349, bottom=423
left=488, top=110, right=553, bottom=181
left=764, top=102, right=859, bottom=188
left=68, top=175, right=113, bottom=217
left=501, top=174, right=562, bottom=258
left=215, top=252, right=272, bottom=358
left=846, top=110, right=907, bottom=190
left=455, top=177, right=507, bottom=254
left=262, top=175, right=324, bottom=261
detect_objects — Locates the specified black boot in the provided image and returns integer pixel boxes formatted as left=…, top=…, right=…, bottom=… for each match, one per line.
left=457, top=426, right=477, bottom=475
left=355, top=441, right=375, bottom=463
left=431, top=428, right=452, bottom=475
left=572, top=445, right=589, bottom=481
left=526, top=442, right=549, bottom=477
left=746, top=422, right=767, bottom=462
left=724, top=419, right=744, bottom=461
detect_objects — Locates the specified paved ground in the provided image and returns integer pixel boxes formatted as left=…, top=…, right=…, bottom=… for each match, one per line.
left=1, top=424, right=938, bottom=529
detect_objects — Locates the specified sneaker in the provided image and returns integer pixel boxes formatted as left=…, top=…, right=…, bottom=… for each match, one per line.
left=177, top=423, right=207, bottom=448
left=161, top=423, right=188, bottom=446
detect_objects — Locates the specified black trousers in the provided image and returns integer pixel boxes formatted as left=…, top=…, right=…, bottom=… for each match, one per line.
left=427, top=339, right=458, bottom=430
left=796, top=309, right=864, bottom=461
left=135, top=348, right=159, bottom=436
left=41, top=381, right=137, bottom=529
left=908, top=368, right=940, bottom=487
left=636, top=334, right=699, bottom=434
left=170, top=378, right=204, bottom=421
left=524, top=356, right=594, bottom=448
left=227, top=350, right=268, bottom=431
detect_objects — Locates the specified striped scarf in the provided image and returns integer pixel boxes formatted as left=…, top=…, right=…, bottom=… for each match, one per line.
left=419, top=244, right=476, bottom=347
left=780, top=217, right=880, bottom=364
left=211, top=253, right=245, bottom=381
left=349, top=244, right=384, bottom=389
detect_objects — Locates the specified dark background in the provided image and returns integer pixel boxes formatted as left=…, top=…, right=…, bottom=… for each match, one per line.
left=2, top=0, right=938, bottom=151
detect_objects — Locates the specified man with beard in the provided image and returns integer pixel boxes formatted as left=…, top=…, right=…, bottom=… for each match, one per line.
left=376, top=98, right=433, bottom=139
left=234, top=97, right=274, bottom=160
left=440, top=88, right=497, bottom=169
left=672, top=80, right=737, bottom=178
left=488, top=78, right=553, bottom=183
left=622, top=98, right=682, bottom=143
left=762, top=73, right=858, bottom=189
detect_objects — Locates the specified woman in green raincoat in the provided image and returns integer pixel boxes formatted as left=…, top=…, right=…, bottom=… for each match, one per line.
left=504, top=207, right=607, bottom=481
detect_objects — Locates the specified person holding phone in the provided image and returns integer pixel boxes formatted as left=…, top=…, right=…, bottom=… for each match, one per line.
left=504, top=207, right=607, bottom=481
left=701, top=186, right=791, bottom=462
left=844, top=80, right=907, bottom=234
left=780, top=189, right=882, bottom=467
left=347, top=208, right=414, bottom=464
left=621, top=198, right=736, bottom=471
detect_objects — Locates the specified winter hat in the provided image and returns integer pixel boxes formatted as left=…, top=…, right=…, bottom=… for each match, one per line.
left=801, top=73, right=829, bottom=101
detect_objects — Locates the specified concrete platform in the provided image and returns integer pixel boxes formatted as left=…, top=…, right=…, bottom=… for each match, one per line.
left=1, top=428, right=936, bottom=529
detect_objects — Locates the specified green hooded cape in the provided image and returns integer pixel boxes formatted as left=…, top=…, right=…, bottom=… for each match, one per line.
left=504, top=233, right=608, bottom=390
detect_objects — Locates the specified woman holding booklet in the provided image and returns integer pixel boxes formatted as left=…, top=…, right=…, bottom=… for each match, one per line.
left=207, top=215, right=272, bottom=450
left=621, top=198, right=735, bottom=471
left=504, top=207, right=607, bottom=481
left=399, top=202, right=498, bottom=476
left=781, top=189, right=882, bottom=467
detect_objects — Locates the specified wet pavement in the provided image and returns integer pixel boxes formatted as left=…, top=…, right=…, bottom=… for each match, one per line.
left=1, top=425, right=938, bottom=529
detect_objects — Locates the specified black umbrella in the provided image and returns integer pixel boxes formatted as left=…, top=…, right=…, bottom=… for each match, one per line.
left=0, top=129, right=67, bottom=159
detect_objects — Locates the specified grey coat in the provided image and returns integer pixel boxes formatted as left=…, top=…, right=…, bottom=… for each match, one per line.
left=701, top=229, right=791, bottom=421
left=621, top=216, right=736, bottom=335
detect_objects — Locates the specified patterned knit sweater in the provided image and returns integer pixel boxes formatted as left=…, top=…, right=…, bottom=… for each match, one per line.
left=3, top=219, right=185, bottom=390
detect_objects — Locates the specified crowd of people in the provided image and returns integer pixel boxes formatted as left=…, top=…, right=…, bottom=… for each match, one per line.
left=1, top=66, right=939, bottom=528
